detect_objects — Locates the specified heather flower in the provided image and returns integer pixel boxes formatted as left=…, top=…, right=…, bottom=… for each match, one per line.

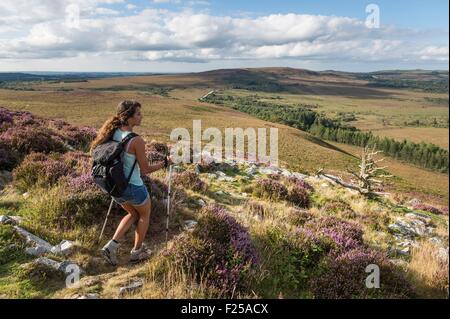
left=173, top=171, right=208, bottom=193
left=0, top=126, right=66, bottom=155
left=62, top=151, right=92, bottom=175
left=304, top=216, right=364, bottom=252
left=146, top=150, right=166, bottom=163
left=310, top=247, right=414, bottom=299
left=321, top=200, right=357, bottom=219
left=67, top=173, right=99, bottom=193
left=0, top=107, right=13, bottom=125
left=413, top=203, right=446, bottom=215
left=61, top=125, right=97, bottom=150
left=165, top=204, right=258, bottom=296
left=12, top=152, right=74, bottom=191
left=252, top=179, right=288, bottom=201
left=287, top=184, right=310, bottom=208
left=287, top=208, right=315, bottom=226
left=285, top=176, right=314, bottom=192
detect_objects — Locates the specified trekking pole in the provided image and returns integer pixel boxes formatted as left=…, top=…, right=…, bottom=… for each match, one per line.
left=165, top=164, right=173, bottom=245
left=99, top=197, right=115, bottom=243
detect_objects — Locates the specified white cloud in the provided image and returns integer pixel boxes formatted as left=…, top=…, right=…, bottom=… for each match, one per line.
left=0, top=1, right=448, bottom=68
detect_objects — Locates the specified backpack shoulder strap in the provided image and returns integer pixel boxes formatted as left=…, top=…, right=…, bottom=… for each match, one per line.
left=119, top=132, right=139, bottom=147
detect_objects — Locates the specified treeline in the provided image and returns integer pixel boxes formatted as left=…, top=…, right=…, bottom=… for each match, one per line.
left=202, top=93, right=449, bottom=173
left=357, top=75, right=449, bottom=93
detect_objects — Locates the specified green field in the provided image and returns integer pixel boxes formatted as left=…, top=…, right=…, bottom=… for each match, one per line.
left=0, top=68, right=448, bottom=203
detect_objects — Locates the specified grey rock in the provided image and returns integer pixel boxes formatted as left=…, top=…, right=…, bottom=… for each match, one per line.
left=405, top=212, right=432, bottom=225
left=245, top=167, right=258, bottom=176
left=184, top=220, right=198, bottom=230
left=0, top=215, right=22, bottom=225
left=259, top=167, right=280, bottom=175
left=51, top=240, right=75, bottom=256
left=25, top=245, right=50, bottom=256
left=406, top=198, right=421, bottom=207
left=292, top=172, right=308, bottom=180
left=77, top=293, right=99, bottom=299
left=217, top=176, right=235, bottom=182
left=119, top=278, right=144, bottom=297
left=14, top=226, right=53, bottom=251
left=216, top=171, right=227, bottom=177
left=34, top=257, right=61, bottom=271
left=196, top=199, right=206, bottom=207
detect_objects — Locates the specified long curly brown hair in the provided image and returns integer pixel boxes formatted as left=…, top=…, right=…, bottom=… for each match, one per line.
left=89, top=100, right=142, bottom=154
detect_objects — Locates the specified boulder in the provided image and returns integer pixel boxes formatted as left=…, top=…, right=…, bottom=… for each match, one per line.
left=50, top=240, right=75, bottom=256
left=119, top=278, right=144, bottom=297
left=0, top=215, right=22, bottom=225
left=184, top=220, right=198, bottom=231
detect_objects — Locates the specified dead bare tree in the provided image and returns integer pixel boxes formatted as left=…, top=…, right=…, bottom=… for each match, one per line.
left=316, top=146, right=392, bottom=197
left=348, top=146, right=392, bottom=195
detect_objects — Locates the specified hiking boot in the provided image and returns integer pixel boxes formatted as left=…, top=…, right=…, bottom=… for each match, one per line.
left=130, top=244, right=152, bottom=264
left=101, top=240, right=120, bottom=266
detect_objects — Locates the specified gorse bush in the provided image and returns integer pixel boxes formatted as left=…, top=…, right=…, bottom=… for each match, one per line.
left=164, top=204, right=258, bottom=296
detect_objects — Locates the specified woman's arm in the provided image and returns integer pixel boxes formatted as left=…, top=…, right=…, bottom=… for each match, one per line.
left=133, top=136, right=167, bottom=175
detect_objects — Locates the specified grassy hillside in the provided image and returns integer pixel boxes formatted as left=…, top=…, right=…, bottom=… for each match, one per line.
left=0, top=106, right=448, bottom=299
left=0, top=68, right=448, bottom=202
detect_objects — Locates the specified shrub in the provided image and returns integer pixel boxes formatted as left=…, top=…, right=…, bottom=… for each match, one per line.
left=252, top=179, right=288, bottom=201
left=0, top=142, right=20, bottom=171
left=321, top=199, right=357, bottom=219
left=287, top=208, right=315, bottom=226
left=0, top=107, right=14, bottom=126
left=285, top=176, right=314, bottom=192
left=252, top=225, right=328, bottom=297
left=287, top=184, right=310, bottom=208
left=310, top=247, right=414, bottom=299
left=62, top=151, right=92, bottom=175
left=61, top=126, right=97, bottom=151
left=12, top=152, right=74, bottom=192
left=0, top=126, right=66, bottom=156
left=413, top=203, right=447, bottom=215
left=304, top=216, right=364, bottom=252
left=173, top=171, right=207, bottom=193
left=28, top=173, right=110, bottom=232
left=164, top=204, right=258, bottom=296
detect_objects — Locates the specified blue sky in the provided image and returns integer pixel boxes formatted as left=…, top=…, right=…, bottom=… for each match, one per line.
left=137, top=0, right=449, bottom=29
left=0, top=0, right=448, bottom=72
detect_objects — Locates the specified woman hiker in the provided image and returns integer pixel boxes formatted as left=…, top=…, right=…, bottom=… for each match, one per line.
left=89, top=100, right=172, bottom=266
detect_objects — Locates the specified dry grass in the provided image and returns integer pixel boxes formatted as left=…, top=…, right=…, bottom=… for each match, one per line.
left=407, top=241, right=449, bottom=299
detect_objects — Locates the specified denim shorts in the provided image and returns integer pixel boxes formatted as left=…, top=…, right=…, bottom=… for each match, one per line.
left=112, top=183, right=150, bottom=206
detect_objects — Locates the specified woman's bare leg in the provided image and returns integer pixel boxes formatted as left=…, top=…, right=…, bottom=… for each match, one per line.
left=132, top=198, right=151, bottom=250
left=112, top=202, right=139, bottom=242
